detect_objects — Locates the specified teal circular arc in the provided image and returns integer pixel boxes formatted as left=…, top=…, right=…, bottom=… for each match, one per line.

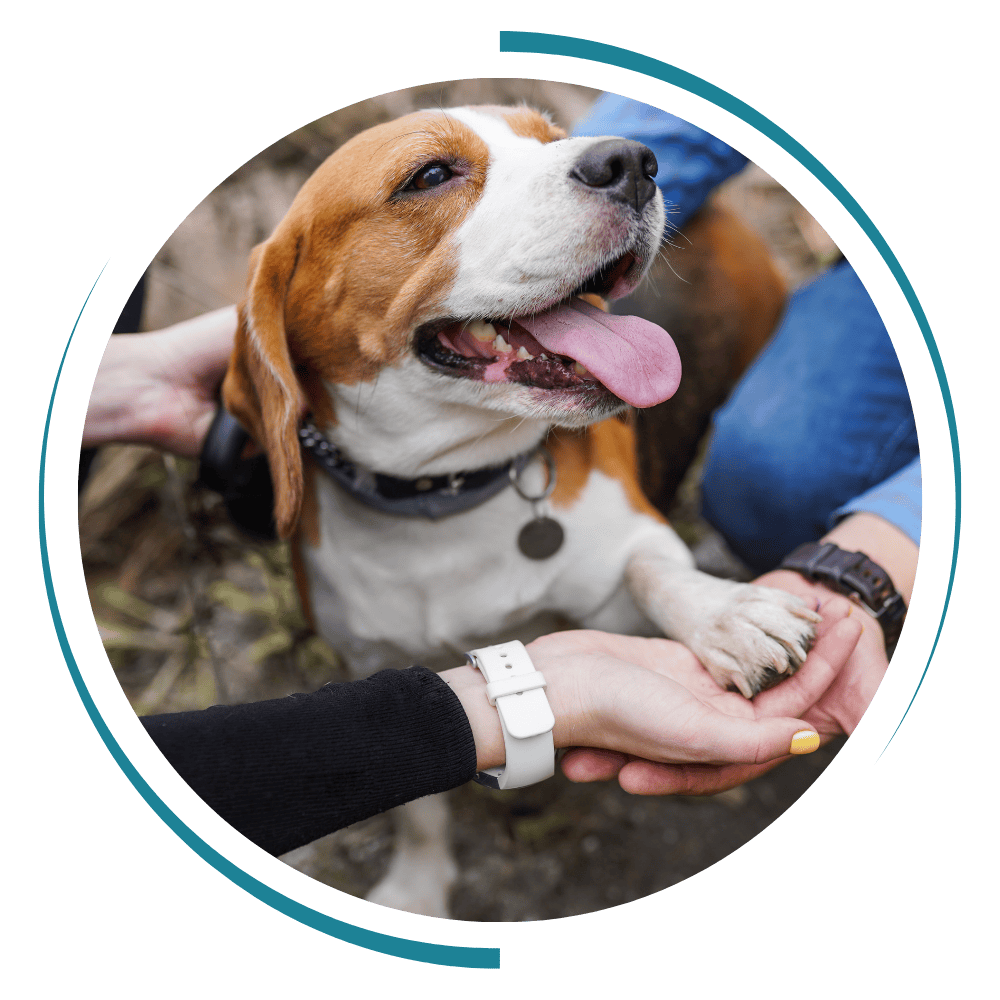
left=39, top=32, right=959, bottom=971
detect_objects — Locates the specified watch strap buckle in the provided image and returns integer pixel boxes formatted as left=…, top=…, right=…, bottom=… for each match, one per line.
left=484, top=670, right=547, bottom=706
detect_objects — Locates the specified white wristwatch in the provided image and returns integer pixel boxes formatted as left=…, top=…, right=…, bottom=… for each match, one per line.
left=466, top=641, right=555, bottom=790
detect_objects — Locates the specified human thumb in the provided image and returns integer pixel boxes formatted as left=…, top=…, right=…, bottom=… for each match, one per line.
left=694, top=713, right=821, bottom=765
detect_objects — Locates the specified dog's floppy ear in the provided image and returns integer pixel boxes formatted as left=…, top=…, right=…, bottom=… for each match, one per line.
left=223, top=236, right=305, bottom=539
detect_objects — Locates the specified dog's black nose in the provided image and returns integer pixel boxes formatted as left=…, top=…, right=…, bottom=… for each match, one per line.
left=570, top=139, right=659, bottom=213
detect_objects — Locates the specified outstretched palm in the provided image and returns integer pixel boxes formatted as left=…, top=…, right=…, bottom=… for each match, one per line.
left=545, top=593, right=864, bottom=794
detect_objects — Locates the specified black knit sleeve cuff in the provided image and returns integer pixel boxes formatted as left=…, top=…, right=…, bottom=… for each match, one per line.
left=141, top=666, right=478, bottom=856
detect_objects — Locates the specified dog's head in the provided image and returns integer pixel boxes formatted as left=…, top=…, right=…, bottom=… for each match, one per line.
left=224, top=105, right=680, bottom=536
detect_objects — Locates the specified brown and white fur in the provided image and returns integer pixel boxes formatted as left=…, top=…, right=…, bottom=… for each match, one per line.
left=223, top=106, right=817, bottom=916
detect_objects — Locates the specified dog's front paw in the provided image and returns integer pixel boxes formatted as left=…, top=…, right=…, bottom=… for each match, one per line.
left=688, top=582, right=822, bottom=698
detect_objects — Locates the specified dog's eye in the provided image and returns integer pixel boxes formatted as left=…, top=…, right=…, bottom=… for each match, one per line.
left=408, top=163, right=453, bottom=190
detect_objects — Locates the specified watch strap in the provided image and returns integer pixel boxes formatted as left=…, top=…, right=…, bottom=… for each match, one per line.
left=466, top=641, right=555, bottom=790
left=780, top=541, right=906, bottom=656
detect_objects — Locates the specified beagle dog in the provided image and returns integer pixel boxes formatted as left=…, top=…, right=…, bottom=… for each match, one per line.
left=223, top=105, right=818, bottom=916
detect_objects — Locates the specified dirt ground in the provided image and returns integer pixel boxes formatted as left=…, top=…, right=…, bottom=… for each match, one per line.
left=80, top=78, right=844, bottom=922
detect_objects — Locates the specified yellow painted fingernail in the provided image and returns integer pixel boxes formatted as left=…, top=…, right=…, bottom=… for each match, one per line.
left=790, top=730, right=820, bottom=754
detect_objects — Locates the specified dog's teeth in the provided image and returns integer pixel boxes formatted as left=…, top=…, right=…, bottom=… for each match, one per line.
left=573, top=361, right=592, bottom=377
left=516, top=346, right=534, bottom=360
left=469, top=320, right=496, bottom=343
left=493, top=333, right=513, bottom=353
left=538, top=353, right=547, bottom=360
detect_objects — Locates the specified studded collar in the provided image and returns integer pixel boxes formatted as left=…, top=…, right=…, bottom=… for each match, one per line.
left=298, top=420, right=535, bottom=520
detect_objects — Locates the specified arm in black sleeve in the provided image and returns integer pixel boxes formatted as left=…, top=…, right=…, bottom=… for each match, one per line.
left=140, top=666, right=478, bottom=857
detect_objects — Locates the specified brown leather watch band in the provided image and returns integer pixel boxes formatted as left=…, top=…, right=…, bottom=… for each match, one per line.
left=779, top=541, right=907, bottom=657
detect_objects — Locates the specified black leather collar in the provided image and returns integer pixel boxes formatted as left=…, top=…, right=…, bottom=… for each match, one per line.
left=298, top=420, right=534, bottom=520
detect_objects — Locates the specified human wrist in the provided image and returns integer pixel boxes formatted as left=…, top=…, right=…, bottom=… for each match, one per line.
left=83, top=306, right=239, bottom=456
left=823, top=512, right=916, bottom=605
left=441, top=663, right=505, bottom=772
left=82, top=334, right=157, bottom=448
left=774, top=514, right=913, bottom=657
left=442, top=649, right=585, bottom=773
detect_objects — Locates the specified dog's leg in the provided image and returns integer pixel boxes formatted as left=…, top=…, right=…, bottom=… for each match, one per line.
left=625, top=528, right=821, bottom=697
left=365, top=794, right=458, bottom=918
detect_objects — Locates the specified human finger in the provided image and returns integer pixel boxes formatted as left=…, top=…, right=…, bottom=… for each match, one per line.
left=811, top=594, right=855, bottom=635
left=754, top=614, right=863, bottom=719
left=809, top=618, right=889, bottom=736
left=617, top=758, right=781, bottom=796
left=560, top=747, right=628, bottom=783
left=673, top=708, right=821, bottom=766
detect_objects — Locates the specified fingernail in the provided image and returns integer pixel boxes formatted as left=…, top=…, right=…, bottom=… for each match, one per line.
left=790, top=730, right=820, bottom=754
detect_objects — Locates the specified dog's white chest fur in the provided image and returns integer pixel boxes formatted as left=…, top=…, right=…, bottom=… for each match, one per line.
left=303, top=459, right=660, bottom=674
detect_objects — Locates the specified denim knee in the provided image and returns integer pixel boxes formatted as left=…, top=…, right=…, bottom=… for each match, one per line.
left=700, top=261, right=918, bottom=571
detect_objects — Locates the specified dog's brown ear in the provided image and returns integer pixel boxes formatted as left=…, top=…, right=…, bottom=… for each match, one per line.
left=223, top=236, right=305, bottom=539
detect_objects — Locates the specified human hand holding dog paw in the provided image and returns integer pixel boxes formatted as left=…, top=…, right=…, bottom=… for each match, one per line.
left=748, top=570, right=890, bottom=739
left=747, top=512, right=915, bottom=739
left=442, top=613, right=859, bottom=776
left=556, top=596, right=863, bottom=794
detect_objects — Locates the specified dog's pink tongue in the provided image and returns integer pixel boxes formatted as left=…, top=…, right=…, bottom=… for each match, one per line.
left=516, top=298, right=681, bottom=408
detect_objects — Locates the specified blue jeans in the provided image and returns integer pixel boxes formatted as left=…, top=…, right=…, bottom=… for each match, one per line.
left=701, top=260, right=920, bottom=572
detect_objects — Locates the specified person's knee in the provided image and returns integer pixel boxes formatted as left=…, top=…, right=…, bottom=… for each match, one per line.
left=699, top=261, right=917, bottom=570
left=701, top=407, right=829, bottom=570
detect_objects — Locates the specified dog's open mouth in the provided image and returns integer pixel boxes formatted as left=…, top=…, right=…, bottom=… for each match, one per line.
left=416, top=258, right=682, bottom=409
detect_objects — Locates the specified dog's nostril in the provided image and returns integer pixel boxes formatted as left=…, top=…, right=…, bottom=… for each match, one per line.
left=573, top=151, right=624, bottom=188
left=641, top=151, right=658, bottom=181
left=572, top=142, right=621, bottom=188
left=571, top=139, right=659, bottom=212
